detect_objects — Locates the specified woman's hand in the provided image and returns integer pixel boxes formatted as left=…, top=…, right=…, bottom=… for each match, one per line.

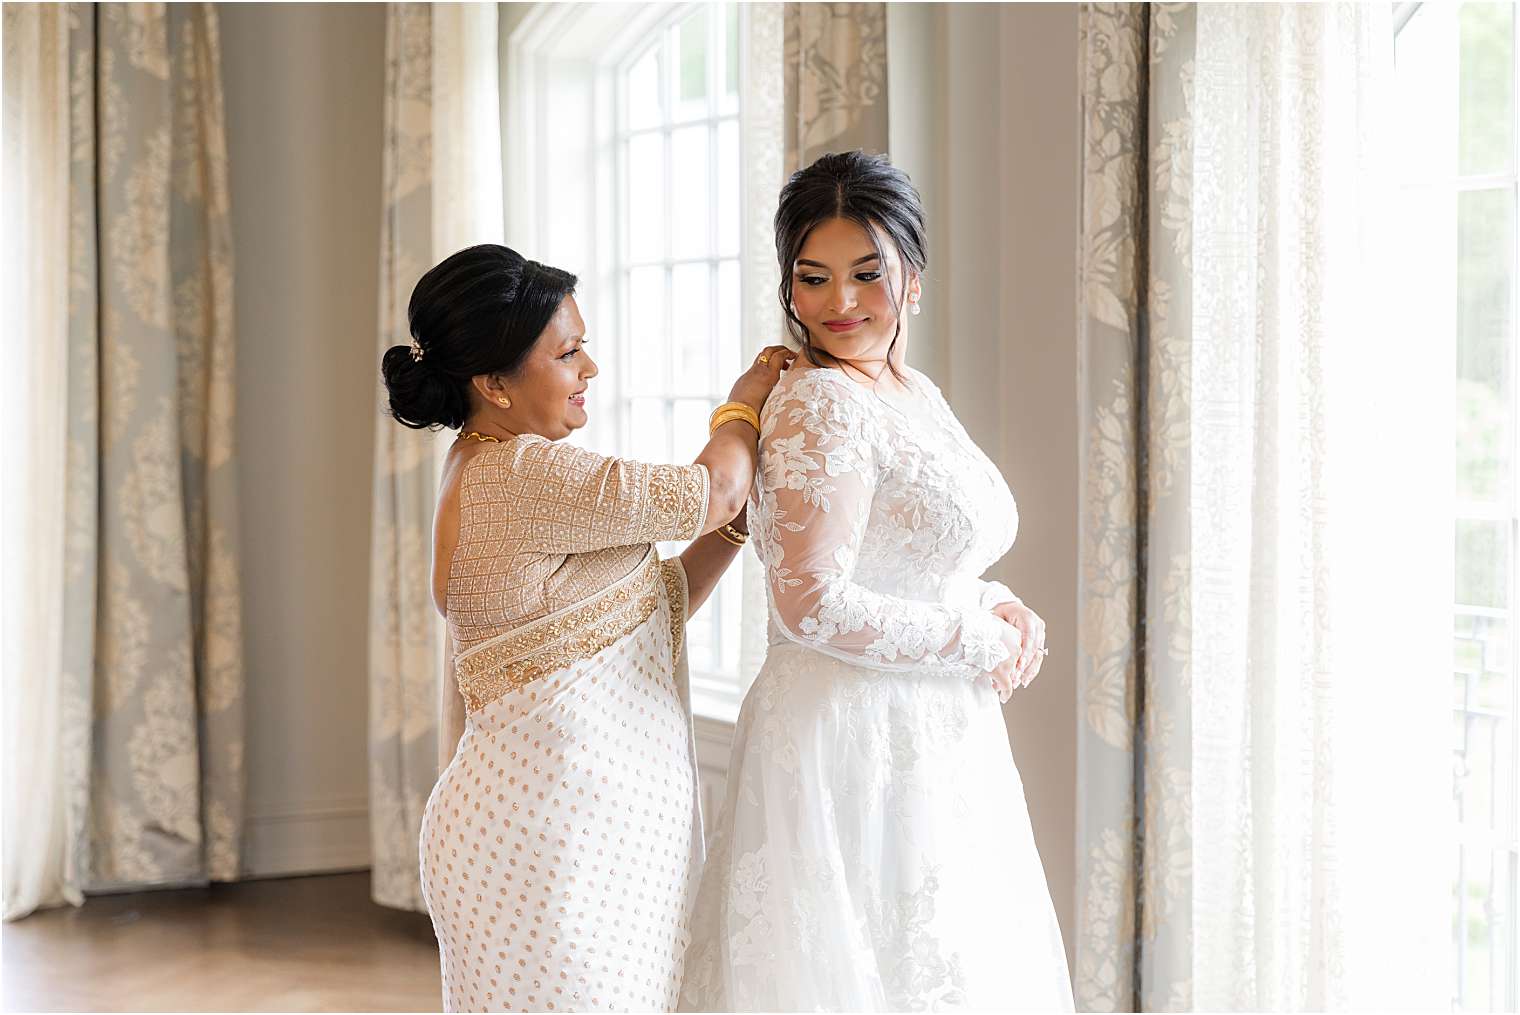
left=728, top=345, right=797, bottom=414
left=991, top=599, right=1048, bottom=691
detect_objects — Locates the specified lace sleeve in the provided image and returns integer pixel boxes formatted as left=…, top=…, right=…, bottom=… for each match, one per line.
left=755, top=372, right=1012, bottom=680
left=474, top=437, right=710, bottom=554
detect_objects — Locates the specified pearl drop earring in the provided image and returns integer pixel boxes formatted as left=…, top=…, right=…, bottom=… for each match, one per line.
left=910, top=298, right=922, bottom=316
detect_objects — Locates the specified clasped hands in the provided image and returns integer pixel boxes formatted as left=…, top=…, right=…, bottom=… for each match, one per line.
left=986, top=599, right=1047, bottom=704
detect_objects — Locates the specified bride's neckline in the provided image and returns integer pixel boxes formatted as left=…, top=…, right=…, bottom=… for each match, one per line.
left=799, top=360, right=923, bottom=396
left=797, top=362, right=933, bottom=423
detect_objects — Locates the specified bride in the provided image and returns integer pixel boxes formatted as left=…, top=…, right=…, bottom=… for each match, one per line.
left=678, top=152, right=1074, bottom=1011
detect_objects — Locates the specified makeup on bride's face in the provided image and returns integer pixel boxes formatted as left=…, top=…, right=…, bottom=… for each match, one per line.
left=791, top=217, right=918, bottom=366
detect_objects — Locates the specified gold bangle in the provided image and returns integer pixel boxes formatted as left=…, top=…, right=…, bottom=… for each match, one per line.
left=711, top=414, right=756, bottom=437
left=720, top=522, right=748, bottom=543
left=710, top=407, right=759, bottom=435
left=709, top=401, right=760, bottom=436
left=715, top=525, right=746, bottom=547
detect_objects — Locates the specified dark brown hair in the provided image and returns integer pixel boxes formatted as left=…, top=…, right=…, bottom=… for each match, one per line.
left=381, top=244, right=577, bottom=430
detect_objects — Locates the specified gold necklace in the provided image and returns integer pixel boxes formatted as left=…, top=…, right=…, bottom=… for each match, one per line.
left=457, top=429, right=515, bottom=443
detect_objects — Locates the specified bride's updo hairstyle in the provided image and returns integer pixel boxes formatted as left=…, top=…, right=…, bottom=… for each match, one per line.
left=774, top=150, right=926, bottom=385
left=381, top=243, right=578, bottom=430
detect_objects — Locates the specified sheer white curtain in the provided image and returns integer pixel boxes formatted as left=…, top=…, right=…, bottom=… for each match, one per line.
left=735, top=2, right=784, bottom=703
left=431, top=3, right=504, bottom=260
left=1077, top=4, right=1451, bottom=1009
left=0, top=3, right=74, bottom=920
left=1190, top=5, right=1450, bottom=1008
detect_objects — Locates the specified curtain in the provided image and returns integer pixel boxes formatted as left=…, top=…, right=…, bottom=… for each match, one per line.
left=1075, top=3, right=1450, bottom=1010
left=2, top=2, right=244, bottom=920
left=369, top=1, right=503, bottom=913
left=2, top=1, right=74, bottom=921
left=783, top=2, right=889, bottom=172
left=735, top=4, right=786, bottom=693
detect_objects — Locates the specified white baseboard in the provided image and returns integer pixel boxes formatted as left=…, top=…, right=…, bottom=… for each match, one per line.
left=241, top=796, right=371, bottom=878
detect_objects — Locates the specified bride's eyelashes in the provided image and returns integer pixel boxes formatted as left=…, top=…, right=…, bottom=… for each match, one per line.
left=795, top=271, right=884, bottom=287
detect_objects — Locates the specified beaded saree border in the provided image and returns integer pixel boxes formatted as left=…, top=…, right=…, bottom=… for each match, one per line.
left=455, top=547, right=679, bottom=713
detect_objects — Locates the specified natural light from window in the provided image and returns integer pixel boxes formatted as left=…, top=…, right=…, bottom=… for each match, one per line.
left=1396, top=2, right=1519, bottom=1009
left=616, top=5, right=747, bottom=711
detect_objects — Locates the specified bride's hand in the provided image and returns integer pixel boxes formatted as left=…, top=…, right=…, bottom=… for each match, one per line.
left=991, top=599, right=1048, bottom=690
left=988, top=623, right=1023, bottom=703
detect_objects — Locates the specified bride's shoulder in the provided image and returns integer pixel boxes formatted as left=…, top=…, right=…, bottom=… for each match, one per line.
left=770, top=362, right=871, bottom=406
left=763, top=364, right=872, bottom=428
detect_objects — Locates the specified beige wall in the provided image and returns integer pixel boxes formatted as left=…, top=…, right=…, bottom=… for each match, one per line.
left=219, top=3, right=387, bottom=876
left=890, top=2, right=1082, bottom=969
left=996, top=4, right=1081, bottom=971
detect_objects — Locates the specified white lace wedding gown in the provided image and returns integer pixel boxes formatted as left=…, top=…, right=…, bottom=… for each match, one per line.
left=678, top=364, right=1074, bottom=1012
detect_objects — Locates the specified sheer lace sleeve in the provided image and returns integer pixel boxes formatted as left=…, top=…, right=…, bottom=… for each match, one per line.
left=755, top=372, right=1012, bottom=680
left=468, top=436, right=710, bottom=554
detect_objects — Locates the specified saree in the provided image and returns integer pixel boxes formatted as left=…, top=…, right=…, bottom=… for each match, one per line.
left=418, top=435, right=710, bottom=1012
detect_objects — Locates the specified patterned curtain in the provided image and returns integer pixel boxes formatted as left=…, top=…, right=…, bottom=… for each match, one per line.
left=783, top=2, right=888, bottom=173
left=3, top=2, right=244, bottom=919
left=369, top=1, right=503, bottom=912
left=1076, top=4, right=1450, bottom=1011
left=1074, top=6, right=1193, bottom=1007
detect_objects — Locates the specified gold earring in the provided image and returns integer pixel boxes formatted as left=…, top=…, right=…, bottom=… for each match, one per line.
left=499, top=397, right=511, bottom=408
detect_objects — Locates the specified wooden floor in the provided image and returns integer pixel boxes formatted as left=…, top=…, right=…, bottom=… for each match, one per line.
left=2, top=872, right=443, bottom=1012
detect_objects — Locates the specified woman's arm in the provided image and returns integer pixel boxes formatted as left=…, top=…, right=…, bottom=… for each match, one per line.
left=692, top=425, right=758, bottom=536
left=693, top=345, right=796, bottom=534
left=485, top=346, right=794, bottom=553
left=678, top=504, right=749, bottom=616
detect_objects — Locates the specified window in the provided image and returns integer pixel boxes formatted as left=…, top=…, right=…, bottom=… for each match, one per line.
left=614, top=5, right=748, bottom=718
left=1397, top=3, right=1519, bottom=1010
left=504, top=2, right=759, bottom=723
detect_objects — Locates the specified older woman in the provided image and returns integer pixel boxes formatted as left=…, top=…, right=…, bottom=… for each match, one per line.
left=381, top=243, right=792, bottom=1013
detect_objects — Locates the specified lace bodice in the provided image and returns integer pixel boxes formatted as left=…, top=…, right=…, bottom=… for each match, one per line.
left=751, top=364, right=1022, bottom=681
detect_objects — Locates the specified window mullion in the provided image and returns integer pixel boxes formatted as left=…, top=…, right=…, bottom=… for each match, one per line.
left=663, top=25, right=676, bottom=466
left=1508, top=9, right=1520, bottom=1010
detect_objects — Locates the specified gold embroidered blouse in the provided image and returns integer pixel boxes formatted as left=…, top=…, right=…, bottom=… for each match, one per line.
left=447, top=433, right=711, bottom=712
